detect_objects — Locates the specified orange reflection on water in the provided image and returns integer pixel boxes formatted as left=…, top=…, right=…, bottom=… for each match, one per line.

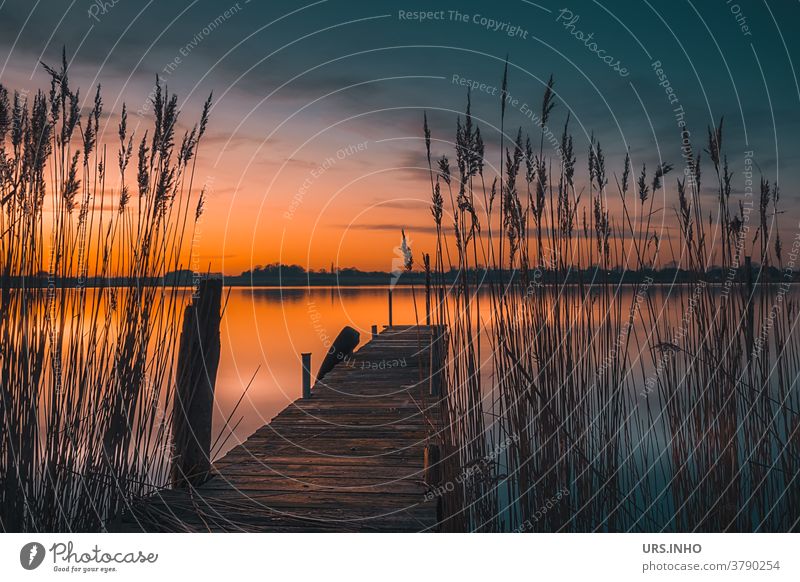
left=213, top=286, right=423, bottom=455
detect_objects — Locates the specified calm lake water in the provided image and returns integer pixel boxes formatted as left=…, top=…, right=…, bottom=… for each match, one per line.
left=213, top=286, right=426, bottom=456
left=215, top=283, right=800, bottom=459
left=13, top=282, right=796, bottom=531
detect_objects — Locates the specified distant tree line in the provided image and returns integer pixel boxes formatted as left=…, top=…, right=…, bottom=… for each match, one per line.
left=4, top=263, right=797, bottom=288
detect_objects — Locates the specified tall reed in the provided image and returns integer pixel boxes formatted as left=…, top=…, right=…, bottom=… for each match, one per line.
left=424, top=68, right=799, bottom=532
left=0, top=52, right=211, bottom=532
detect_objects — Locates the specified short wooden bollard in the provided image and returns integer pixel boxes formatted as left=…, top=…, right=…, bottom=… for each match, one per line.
left=172, top=279, right=223, bottom=488
left=424, top=444, right=441, bottom=486
left=302, top=352, right=312, bottom=399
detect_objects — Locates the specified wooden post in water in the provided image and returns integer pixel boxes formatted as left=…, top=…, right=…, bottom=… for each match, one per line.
left=388, top=288, right=393, bottom=327
left=371, top=324, right=378, bottom=340
left=172, top=278, right=222, bottom=488
left=424, top=443, right=443, bottom=526
left=424, top=444, right=441, bottom=486
left=302, top=353, right=312, bottom=399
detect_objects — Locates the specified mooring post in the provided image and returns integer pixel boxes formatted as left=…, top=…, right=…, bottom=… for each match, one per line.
left=424, top=443, right=443, bottom=526
left=172, top=278, right=222, bottom=488
left=371, top=324, right=378, bottom=340
left=302, top=352, right=312, bottom=399
left=424, top=444, right=441, bottom=487
left=388, top=288, right=393, bottom=327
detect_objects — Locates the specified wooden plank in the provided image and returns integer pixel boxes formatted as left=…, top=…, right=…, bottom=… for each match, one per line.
left=119, top=325, right=445, bottom=532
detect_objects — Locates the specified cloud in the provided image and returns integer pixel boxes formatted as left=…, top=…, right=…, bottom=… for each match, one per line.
left=337, top=222, right=440, bottom=235
left=369, top=198, right=430, bottom=211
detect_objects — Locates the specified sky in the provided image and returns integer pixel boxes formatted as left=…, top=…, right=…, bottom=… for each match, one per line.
left=0, top=0, right=798, bottom=274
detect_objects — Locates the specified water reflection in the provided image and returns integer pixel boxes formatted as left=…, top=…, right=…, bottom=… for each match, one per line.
left=215, top=286, right=422, bottom=456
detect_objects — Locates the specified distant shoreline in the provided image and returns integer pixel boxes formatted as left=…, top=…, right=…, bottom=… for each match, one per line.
left=5, top=264, right=799, bottom=290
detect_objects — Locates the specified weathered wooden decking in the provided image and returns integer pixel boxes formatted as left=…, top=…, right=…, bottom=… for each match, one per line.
left=117, top=325, right=446, bottom=532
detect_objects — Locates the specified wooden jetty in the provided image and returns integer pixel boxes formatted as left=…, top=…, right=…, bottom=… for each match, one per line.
left=116, top=324, right=447, bottom=532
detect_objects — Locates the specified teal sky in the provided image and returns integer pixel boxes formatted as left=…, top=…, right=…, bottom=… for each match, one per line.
left=1, top=0, right=798, bottom=271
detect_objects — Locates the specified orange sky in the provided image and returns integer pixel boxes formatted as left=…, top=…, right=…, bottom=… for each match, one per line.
left=3, top=0, right=792, bottom=278
left=193, top=133, right=438, bottom=275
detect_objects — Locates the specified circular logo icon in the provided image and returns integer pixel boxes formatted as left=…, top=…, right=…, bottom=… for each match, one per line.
left=20, top=542, right=46, bottom=570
